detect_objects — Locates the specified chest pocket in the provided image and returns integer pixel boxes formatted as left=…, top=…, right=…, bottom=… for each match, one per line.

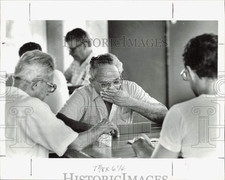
left=113, top=108, right=132, bottom=125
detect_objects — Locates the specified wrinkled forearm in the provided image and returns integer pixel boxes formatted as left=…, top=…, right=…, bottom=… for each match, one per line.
left=127, top=97, right=168, bottom=125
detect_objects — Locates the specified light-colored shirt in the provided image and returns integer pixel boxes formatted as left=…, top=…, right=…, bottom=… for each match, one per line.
left=64, top=52, right=94, bottom=86
left=5, top=86, right=78, bottom=158
left=60, top=80, right=161, bottom=125
left=6, top=70, right=69, bottom=114
left=159, top=95, right=224, bottom=158
left=44, top=70, right=69, bottom=114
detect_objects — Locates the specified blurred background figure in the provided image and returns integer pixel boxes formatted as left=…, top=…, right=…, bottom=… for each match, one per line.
left=6, top=42, right=69, bottom=114
left=64, top=28, right=94, bottom=89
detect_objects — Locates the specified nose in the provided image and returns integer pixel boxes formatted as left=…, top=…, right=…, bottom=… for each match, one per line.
left=108, top=83, right=115, bottom=90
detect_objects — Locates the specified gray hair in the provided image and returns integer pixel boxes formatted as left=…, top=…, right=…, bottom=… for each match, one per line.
left=89, top=53, right=123, bottom=79
left=14, top=50, right=55, bottom=82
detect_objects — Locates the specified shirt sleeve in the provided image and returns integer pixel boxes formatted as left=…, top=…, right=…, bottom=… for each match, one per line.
left=59, top=89, right=86, bottom=121
left=127, top=81, right=161, bottom=104
left=64, top=65, right=72, bottom=83
left=81, top=64, right=91, bottom=86
left=159, top=105, right=183, bottom=152
left=27, top=99, right=78, bottom=156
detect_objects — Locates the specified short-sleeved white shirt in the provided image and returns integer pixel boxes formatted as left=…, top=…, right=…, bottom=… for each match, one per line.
left=64, top=52, right=94, bottom=86
left=59, top=80, right=161, bottom=125
left=5, top=87, right=78, bottom=158
left=159, top=95, right=224, bottom=158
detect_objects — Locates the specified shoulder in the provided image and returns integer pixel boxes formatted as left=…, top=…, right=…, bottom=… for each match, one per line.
left=122, top=80, right=141, bottom=90
left=73, top=84, right=92, bottom=95
left=69, top=84, right=93, bottom=101
left=14, top=95, right=53, bottom=116
left=171, top=96, right=208, bottom=114
left=54, top=69, right=64, bottom=78
left=53, top=70, right=67, bottom=85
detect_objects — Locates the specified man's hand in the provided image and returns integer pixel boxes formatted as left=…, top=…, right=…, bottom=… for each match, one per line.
left=129, top=134, right=155, bottom=158
left=95, top=118, right=120, bottom=138
left=100, top=89, right=133, bottom=107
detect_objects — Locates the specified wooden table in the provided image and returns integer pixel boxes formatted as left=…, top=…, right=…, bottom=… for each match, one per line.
left=65, top=123, right=160, bottom=158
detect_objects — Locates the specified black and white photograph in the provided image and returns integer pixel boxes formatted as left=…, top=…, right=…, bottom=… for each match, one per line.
left=0, top=1, right=224, bottom=180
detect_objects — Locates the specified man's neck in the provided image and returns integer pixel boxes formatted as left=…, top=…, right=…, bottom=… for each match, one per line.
left=198, top=78, right=217, bottom=95
left=79, top=49, right=92, bottom=65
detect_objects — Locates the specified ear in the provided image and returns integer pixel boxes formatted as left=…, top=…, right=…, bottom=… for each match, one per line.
left=30, top=81, right=39, bottom=91
left=186, top=66, right=195, bottom=80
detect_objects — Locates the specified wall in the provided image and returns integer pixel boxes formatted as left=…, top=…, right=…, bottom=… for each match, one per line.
left=108, top=21, right=167, bottom=105
left=108, top=21, right=167, bottom=123
left=168, top=21, right=218, bottom=107
left=2, top=20, right=47, bottom=73
left=46, top=21, right=64, bottom=72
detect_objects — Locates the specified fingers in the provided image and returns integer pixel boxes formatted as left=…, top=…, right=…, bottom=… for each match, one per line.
left=100, top=120, right=120, bottom=138
left=102, top=97, right=113, bottom=103
left=101, top=89, right=118, bottom=94
left=110, top=125, right=120, bottom=138
left=100, top=91, right=115, bottom=98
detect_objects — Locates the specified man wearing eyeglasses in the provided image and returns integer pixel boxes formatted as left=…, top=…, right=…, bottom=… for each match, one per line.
left=58, top=53, right=168, bottom=127
left=5, top=50, right=119, bottom=158
left=64, top=28, right=94, bottom=86
left=131, top=34, right=222, bottom=158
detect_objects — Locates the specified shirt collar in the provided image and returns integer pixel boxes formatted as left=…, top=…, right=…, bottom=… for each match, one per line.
left=6, top=86, right=30, bottom=100
left=90, top=84, right=101, bottom=101
left=80, top=51, right=94, bottom=68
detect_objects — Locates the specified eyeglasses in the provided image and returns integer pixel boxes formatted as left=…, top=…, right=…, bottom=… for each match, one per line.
left=95, top=78, right=123, bottom=90
left=67, top=42, right=84, bottom=52
left=14, top=76, right=57, bottom=93
left=180, top=68, right=188, bottom=81
left=32, top=78, right=57, bottom=93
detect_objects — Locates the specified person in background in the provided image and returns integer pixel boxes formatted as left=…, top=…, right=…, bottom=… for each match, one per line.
left=132, top=33, right=222, bottom=158
left=6, top=42, right=69, bottom=113
left=5, top=50, right=119, bottom=158
left=64, top=28, right=94, bottom=87
left=58, top=53, right=168, bottom=128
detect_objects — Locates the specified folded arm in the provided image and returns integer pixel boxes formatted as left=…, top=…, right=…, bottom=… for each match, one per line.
left=57, top=113, right=92, bottom=133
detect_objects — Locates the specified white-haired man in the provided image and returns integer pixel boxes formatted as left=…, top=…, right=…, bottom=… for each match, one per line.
left=58, top=53, right=167, bottom=127
left=5, top=50, right=118, bottom=158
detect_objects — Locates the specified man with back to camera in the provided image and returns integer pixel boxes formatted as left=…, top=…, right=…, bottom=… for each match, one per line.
left=5, top=50, right=119, bottom=158
left=64, top=28, right=94, bottom=86
left=131, top=33, right=223, bottom=158
left=6, top=42, right=69, bottom=114
left=58, top=53, right=168, bottom=128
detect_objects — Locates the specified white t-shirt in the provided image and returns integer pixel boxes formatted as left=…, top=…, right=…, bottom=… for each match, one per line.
left=5, top=87, right=78, bottom=158
left=159, top=95, right=224, bottom=158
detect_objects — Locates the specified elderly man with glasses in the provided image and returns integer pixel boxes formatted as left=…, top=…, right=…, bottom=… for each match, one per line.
left=5, top=50, right=119, bottom=158
left=58, top=53, right=168, bottom=129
